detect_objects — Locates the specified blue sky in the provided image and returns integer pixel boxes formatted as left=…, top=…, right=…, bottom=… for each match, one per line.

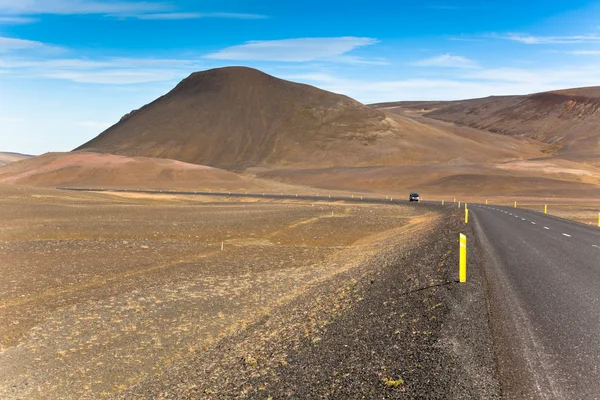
left=2, top=0, right=600, bottom=154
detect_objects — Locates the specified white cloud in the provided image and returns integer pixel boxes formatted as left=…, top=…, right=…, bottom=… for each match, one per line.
left=0, top=57, right=200, bottom=69
left=205, top=37, right=378, bottom=62
left=411, top=54, right=480, bottom=69
left=282, top=63, right=600, bottom=103
left=0, top=0, right=169, bottom=15
left=0, top=36, right=43, bottom=50
left=0, top=1, right=266, bottom=20
left=0, top=55, right=203, bottom=84
left=43, top=69, right=188, bottom=84
left=0, top=16, right=36, bottom=23
left=495, top=33, right=600, bottom=44
left=135, top=12, right=267, bottom=20
left=566, top=50, right=600, bottom=55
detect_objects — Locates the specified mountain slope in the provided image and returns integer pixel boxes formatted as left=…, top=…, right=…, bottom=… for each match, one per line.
left=0, top=152, right=33, bottom=166
left=372, top=87, right=600, bottom=163
left=0, top=152, right=260, bottom=190
left=76, top=67, right=545, bottom=170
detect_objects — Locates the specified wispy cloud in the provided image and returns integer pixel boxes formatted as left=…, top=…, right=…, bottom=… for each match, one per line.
left=0, top=16, right=36, bottom=23
left=205, top=37, right=379, bottom=62
left=411, top=54, right=480, bottom=69
left=283, top=62, right=600, bottom=103
left=0, top=1, right=266, bottom=20
left=134, top=12, right=267, bottom=20
left=0, top=0, right=169, bottom=15
left=494, top=33, right=600, bottom=44
left=0, top=36, right=44, bottom=51
left=1, top=55, right=203, bottom=84
left=565, top=50, right=600, bottom=55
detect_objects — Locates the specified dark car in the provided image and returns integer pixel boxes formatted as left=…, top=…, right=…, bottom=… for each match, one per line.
left=409, top=192, right=420, bottom=202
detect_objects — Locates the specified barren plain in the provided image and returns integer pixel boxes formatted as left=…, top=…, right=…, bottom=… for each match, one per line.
left=1, top=184, right=484, bottom=399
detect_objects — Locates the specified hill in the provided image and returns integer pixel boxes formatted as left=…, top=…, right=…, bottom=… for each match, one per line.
left=0, top=152, right=33, bottom=166
left=76, top=67, right=545, bottom=170
left=371, top=87, right=600, bottom=164
left=0, top=152, right=263, bottom=190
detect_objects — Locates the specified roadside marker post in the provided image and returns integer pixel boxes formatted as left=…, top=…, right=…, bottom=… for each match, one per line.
left=514, top=201, right=517, bottom=208
left=465, top=203, right=468, bottom=210
left=465, top=209, right=469, bottom=224
left=598, top=212, right=600, bottom=227
left=458, top=201, right=461, bottom=208
left=486, top=199, right=488, bottom=205
left=442, top=200, right=444, bottom=205
left=459, top=234, right=467, bottom=283
left=544, top=205, right=547, bottom=214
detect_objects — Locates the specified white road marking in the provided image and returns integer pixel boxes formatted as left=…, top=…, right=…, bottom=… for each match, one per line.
left=531, top=222, right=536, bottom=224
left=562, top=233, right=572, bottom=237
left=544, top=227, right=550, bottom=230
left=593, top=245, right=600, bottom=249
left=521, top=218, right=526, bottom=221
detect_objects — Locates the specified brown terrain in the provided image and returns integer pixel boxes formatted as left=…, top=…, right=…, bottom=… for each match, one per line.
left=0, top=152, right=267, bottom=191
left=1, top=184, right=491, bottom=398
left=0, top=152, right=33, bottom=167
left=372, top=87, right=600, bottom=165
left=74, top=67, right=547, bottom=170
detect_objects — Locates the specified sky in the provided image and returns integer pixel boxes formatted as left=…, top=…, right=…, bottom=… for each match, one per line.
left=2, top=0, right=600, bottom=154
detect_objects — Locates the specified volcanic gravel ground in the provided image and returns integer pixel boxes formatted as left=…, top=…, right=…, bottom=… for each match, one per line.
left=119, top=208, right=500, bottom=399
left=3, top=187, right=474, bottom=399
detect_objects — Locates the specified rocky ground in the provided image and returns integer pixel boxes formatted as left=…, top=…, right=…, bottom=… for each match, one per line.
left=0, top=185, right=500, bottom=399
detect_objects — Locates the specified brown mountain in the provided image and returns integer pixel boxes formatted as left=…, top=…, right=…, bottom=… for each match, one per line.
left=372, top=87, right=600, bottom=164
left=0, top=152, right=33, bottom=166
left=76, top=67, right=544, bottom=170
left=0, top=152, right=262, bottom=190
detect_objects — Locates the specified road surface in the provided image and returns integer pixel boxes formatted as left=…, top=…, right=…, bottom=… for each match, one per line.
left=471, top=204, right=600, bottom=400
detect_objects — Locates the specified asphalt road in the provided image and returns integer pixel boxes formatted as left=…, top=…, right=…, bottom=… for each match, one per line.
left=471, top=204, right=600, bottom=400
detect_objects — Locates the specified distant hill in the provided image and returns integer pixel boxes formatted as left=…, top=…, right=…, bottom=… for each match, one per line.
left=371, top=87, right=600, bottom=163
left=0, top=152, right=262, bottom=190
left=76, top=67, right=544, bottom=170
left=0, top=152, right=33, bottom=166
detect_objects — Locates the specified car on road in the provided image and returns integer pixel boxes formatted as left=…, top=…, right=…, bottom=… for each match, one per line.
left=409, top=192, right=420, bottom=202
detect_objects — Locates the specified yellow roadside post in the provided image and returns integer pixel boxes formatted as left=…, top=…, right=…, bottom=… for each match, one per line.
left=465, top=209, right=469, bottom=223
left=459, top=234, right=467, bottom=283
left=514, top=201, right=517, bottom=208
left=544, top=205, right=547, bottom=214
left=454, top=197, right=456, bottom=202
left=442, top=200, right=445, bottom=205
left=486, top=199, right=488, bottom=205
left=465, top=203, right=468, bottom=209
left=458, top=201, right=461, bottom=208
left=598, top=212, right=600, bottom=227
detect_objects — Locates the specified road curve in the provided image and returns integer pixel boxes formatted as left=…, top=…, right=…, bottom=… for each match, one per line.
left=471, top=205, right=600, bottom=400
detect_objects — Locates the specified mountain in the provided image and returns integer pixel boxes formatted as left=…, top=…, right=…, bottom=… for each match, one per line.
left=0, top=152, right=261, bottom=190
left=372, top=87, right=600, bottom=164
left=0, top=152, right=33, bottom=166
left=76, top=67, right=544, bottom=170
